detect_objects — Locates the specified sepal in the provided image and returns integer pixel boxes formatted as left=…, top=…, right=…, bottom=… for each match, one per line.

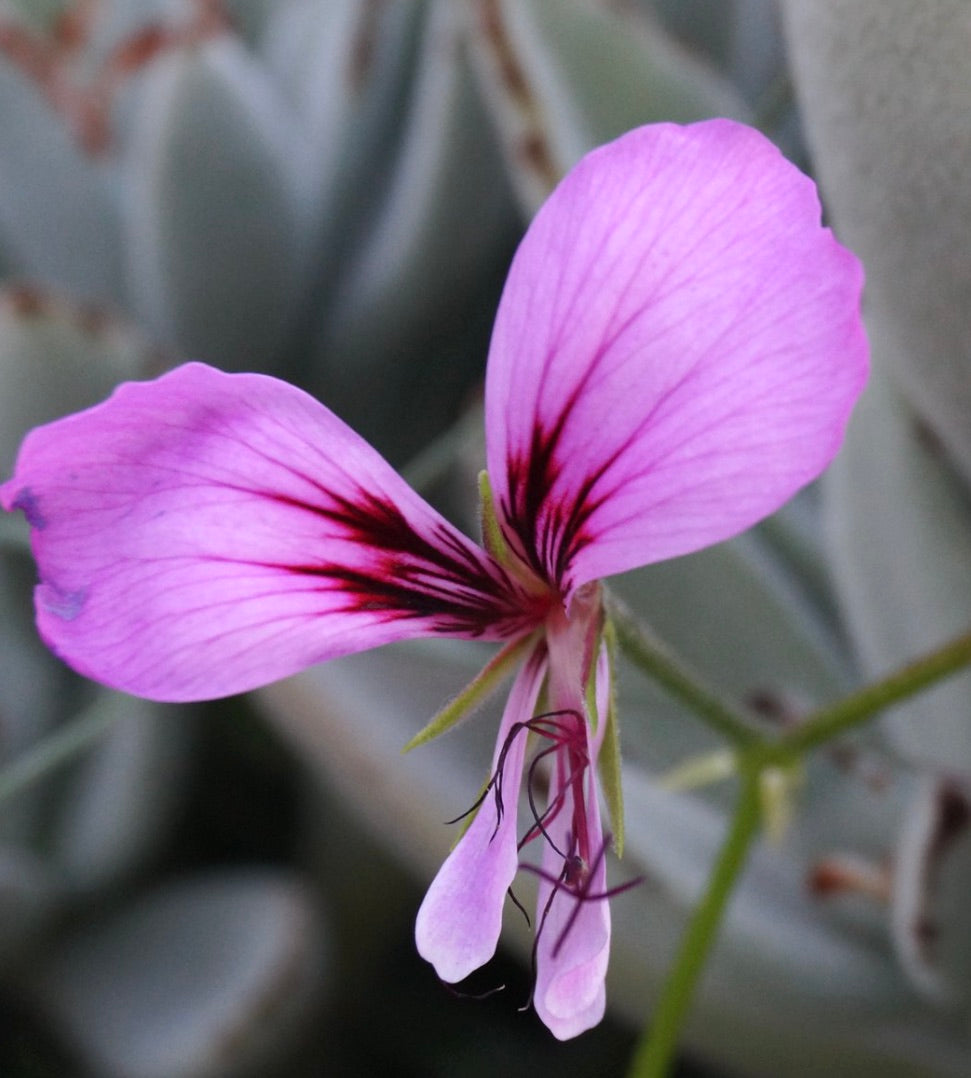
left=402, top=632, right=539, bottom=752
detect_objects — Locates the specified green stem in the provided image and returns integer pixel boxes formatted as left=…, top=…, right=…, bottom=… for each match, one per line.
left=623, top=627, right=971, bottom=1076
left=627, top=766, right=763, bottom=1078
left=767, top=628, right=971, bottom=762
left=0, top=694, right=124, bottom=805
left=606, top=594, right=760, bottom=748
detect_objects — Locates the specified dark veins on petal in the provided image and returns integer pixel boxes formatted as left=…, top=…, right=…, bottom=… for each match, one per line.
left=500, top=414, right=611, bottom=593
left=270, top=485, right=547, bottom=637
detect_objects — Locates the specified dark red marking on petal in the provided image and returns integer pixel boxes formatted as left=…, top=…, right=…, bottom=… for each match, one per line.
left=259, top=483, right=550, bottom=638
left=500, top=413, right=611, bottom=594
left=499, top=328, right=679, bottom=591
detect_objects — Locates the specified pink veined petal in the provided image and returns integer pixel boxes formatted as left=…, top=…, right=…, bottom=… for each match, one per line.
left=415, top=646, right=547, bottom=983
left=1, top=363, right=538, bottom=701
left=485, top=119, right=868, bottom=595
left=532, top=736, right=610, bottom=1041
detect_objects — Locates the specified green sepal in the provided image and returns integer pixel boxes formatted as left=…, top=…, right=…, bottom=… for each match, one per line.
left=401, top=632, right=539, bottom=752
left=478, top=470, right=512, bottom=566
left=585, top=666, right=600, bottom=732
left=597, top=618, right=625, bottom=857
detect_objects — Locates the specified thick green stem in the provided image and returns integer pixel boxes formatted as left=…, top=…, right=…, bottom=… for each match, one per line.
left=606, top=594, right=760, bottom=748
left=627, top=766, right=763, bottom=1078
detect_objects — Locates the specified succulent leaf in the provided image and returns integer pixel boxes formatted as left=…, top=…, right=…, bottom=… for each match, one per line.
left=122, top=36, right=311, bottom=371
left=827, top=369, right=971, bottom=775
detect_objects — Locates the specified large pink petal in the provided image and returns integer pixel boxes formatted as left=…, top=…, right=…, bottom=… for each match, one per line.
left=415, top=646, right=547, bottom=983
left=1, top=363, right=537, bottom=701
left=486, top=119, right=868, bottom=594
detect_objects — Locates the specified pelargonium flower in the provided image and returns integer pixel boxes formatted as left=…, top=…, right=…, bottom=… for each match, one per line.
left=1, top=120, right=866, bottom=1039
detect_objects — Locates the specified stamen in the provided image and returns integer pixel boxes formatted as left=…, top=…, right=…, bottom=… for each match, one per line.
left=519, top=832, right=645, bottom=961
left=506, top=885, right=531, bottom=927
left=520, top=876, right=559, bottom=1013
left=443, top=784, right=492, bottom=827
left=442, top=716, right=536, bottom=836
left=443, top=979, right=507, bottom=1002
left=521, top=740, right=568, bottom=854
left=441, top=708, right=587, bottom=846
left=518, top=709, right=590, bottom=857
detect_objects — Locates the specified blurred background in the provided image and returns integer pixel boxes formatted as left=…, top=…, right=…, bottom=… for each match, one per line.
left=0, top=1, right=969, bottom=1075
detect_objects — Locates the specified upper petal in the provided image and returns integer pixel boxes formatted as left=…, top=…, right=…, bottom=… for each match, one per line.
left=485, top=119, right=868, bottom=594
left=1, top=363, right=535, bottom=701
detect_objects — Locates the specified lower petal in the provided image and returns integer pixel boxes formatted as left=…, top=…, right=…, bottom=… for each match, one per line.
left=415, top=647, right=546, bottom=983
left=533, top=755, right=611, bottom=1038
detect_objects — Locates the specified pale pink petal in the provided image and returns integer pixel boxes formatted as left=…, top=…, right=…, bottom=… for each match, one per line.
left=485, top=119, right=868, bottom=594
left=533, top=743, right=610, bottom=1040
left=415, top=646, right=547, bottom=983
left=1, top=363, right=537, bottom=701
left=532, top=608, right=611, bottom=1037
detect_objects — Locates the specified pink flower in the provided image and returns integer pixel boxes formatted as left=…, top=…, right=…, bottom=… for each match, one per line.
left=1, top=121, right=867, bottom=1038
